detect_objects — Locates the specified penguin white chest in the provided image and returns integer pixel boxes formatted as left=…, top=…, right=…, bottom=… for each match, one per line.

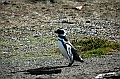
left=58, top=41, right=68, bottom=58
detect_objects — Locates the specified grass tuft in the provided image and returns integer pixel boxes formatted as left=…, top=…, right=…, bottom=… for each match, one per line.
left=72, top=38, right=120, bottom=58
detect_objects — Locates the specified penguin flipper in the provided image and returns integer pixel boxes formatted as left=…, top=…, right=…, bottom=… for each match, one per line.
left=66, top=44, right=74, bottom=66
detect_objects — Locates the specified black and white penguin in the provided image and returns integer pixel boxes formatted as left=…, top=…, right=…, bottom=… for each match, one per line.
left=55, top=28, right=84, bottom=66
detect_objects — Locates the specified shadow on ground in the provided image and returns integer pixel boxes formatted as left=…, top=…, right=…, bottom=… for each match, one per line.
left=11, top=65, right=79, bottom=75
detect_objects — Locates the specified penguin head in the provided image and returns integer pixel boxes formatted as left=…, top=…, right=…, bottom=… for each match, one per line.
left=54, top=28, right=67, bottom=36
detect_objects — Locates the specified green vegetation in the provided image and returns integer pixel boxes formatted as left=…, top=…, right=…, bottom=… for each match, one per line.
left=72, top=38, right=120, bottom=58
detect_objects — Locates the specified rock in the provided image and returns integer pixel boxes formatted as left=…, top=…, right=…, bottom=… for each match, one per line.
left=33, top=34, right=39, bottom=38
left=84, top=3, right=93, bottom=6
left=32, top=12, right=39, bottom=16
left=50, top=0, right=55, bottom=3
left=116, top=5, right=120, bottom=10
left=94, top=72, right=115, bottom=79
left=86, top=20, right=90, bottom=23
left=1, top=1, right=11, bottom=5
left=57, top=18, right=76, bottom=24
left=75, top=6, right=83, bottom=10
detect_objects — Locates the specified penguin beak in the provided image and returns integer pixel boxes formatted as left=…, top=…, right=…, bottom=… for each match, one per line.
left=54, top=30, right=58, bottom=34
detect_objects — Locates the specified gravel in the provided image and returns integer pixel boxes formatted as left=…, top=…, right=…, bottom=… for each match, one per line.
left=0, top=52, right=120, bottom=79
left=0, top=0, right=120, bottom=79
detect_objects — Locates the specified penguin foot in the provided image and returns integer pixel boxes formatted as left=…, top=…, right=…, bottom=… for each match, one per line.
left=68, top=63, right=72, bottom=67
left=80, top=59, right=84, bottom=63
left=79, top=57, right=84, bottom=63
left=68, top=61, right=74, bottom=67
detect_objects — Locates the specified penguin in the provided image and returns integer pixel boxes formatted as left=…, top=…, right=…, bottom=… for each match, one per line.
left=55, top=28, right=84, bottom=66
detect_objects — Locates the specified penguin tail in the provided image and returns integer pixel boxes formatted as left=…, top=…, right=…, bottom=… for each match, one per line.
left=74, top=55, right=84, bottom=63
left=78, top=56, right=84, bottom=63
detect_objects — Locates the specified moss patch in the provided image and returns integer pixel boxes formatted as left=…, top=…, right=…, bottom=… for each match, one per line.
left=72, top=38, right=120, bottom=58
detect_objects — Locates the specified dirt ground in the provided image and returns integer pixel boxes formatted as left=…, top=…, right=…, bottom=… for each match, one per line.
left=0, top=0, right=120, bottom=79
left=0, top=52, right=120, bottom=79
